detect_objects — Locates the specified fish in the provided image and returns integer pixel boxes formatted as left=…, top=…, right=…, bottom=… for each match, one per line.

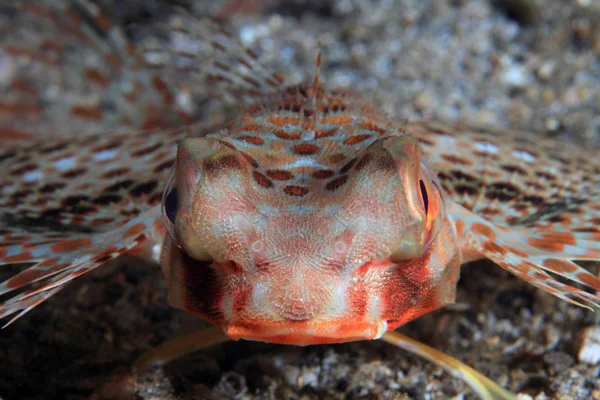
left=1, top=0, right=599, bottom=398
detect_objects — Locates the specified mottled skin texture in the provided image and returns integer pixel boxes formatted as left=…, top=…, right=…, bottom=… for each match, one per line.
left=0, top=0, right=599, bottom=389
left=159, top=86, right=460, bottom=344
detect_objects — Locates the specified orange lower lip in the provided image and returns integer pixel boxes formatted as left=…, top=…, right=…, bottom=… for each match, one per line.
left=223, top=319, right=388, bottom=345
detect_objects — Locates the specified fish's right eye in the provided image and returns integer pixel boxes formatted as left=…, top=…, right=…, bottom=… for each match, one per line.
left=164, top=188, right=178, bottom=224
left=162, top=167, right=180, bottom=246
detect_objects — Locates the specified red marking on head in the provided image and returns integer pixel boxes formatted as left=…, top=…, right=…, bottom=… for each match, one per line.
left=239, top=135, right=264, bottom=146
left=266, top=170, right=294, bottom=181
left=326, top=176, right=349, bottom=191
left=273, top=129, right=301, bottom=140
left=315, top=127, right=339, bottom=138
left=359, top=122, right=386, bottom=134
left=284, top=185, right=309, bottom=197
left=471, top=222, right=496, bottom=240
left=312, top=169, right=335, bottom=179
left=292, top=143, right=320, bottom=155
left=50, top=238, right=93, bottom=253
left=240, top=152, right=259, bottom=168
left=233, top=123, right=261, bottom=133
left=344, top=134, right=372, bottom=145
left=203, top=154, right=242, bottom=176
left=253, top=171, right=274, bottom=188
left=268, top=115, right=298, bottom=127
left=340, top=157, right=358, bottom=174
left=328, top=153, right=347, bottom=164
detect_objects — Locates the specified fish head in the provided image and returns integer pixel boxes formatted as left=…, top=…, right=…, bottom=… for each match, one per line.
left=160, top=134, right=460, bottom=345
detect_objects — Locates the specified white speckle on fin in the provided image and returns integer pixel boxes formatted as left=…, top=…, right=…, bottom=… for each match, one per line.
left=437, top=134, right=457, bottom=147
left=513, top=150, right=536, bottom=163
left=473, top=141, right=499, bottom=154
left=54, top=156, right=77, bottom=171
left=93, top=149, right=117, bottom=161
left=22, top=170, right=44, bottom=182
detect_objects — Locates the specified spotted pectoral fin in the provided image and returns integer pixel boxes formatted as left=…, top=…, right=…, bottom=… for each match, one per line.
left=131, top=6, right=286, bottom=106
left=451, top=203, right=600, bottom=309
left=0, top=0, right=193, bottom=143
left=0, top=207, right=163, bottom=327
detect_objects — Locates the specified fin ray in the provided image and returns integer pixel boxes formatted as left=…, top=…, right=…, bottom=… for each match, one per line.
left=451, top=203, right=600, bottom=309
left=0, top=207, right=162, bottom=325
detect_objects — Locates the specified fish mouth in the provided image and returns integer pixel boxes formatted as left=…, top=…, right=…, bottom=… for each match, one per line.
left=222, top=318, right=389, bottom=345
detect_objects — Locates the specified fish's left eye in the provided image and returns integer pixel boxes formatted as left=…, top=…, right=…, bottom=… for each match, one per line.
left=419, top=179, right=429, bottom=215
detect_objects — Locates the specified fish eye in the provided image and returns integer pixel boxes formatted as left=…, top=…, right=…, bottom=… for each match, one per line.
left=419, top=179, right=429, bottom=215
left=419, top=161, right=446, bottom=249
left=161, top=167, right=180, bottom=246
left=164, top=188, right=178, bottom=224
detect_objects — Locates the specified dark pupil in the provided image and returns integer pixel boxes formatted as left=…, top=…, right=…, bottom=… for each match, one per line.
left=419, top=180, right=429, bottom=215
left=165, top=188, right=178, bottom=224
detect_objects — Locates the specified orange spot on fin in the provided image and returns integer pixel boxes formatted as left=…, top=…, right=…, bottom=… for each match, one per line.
left=471, top=222, right=496, bottom=240
left=527, top=237, right=564, bottom=252
left=50, top=238, right=93, bottom=253
left=123, top=223, right=147, bottom=239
